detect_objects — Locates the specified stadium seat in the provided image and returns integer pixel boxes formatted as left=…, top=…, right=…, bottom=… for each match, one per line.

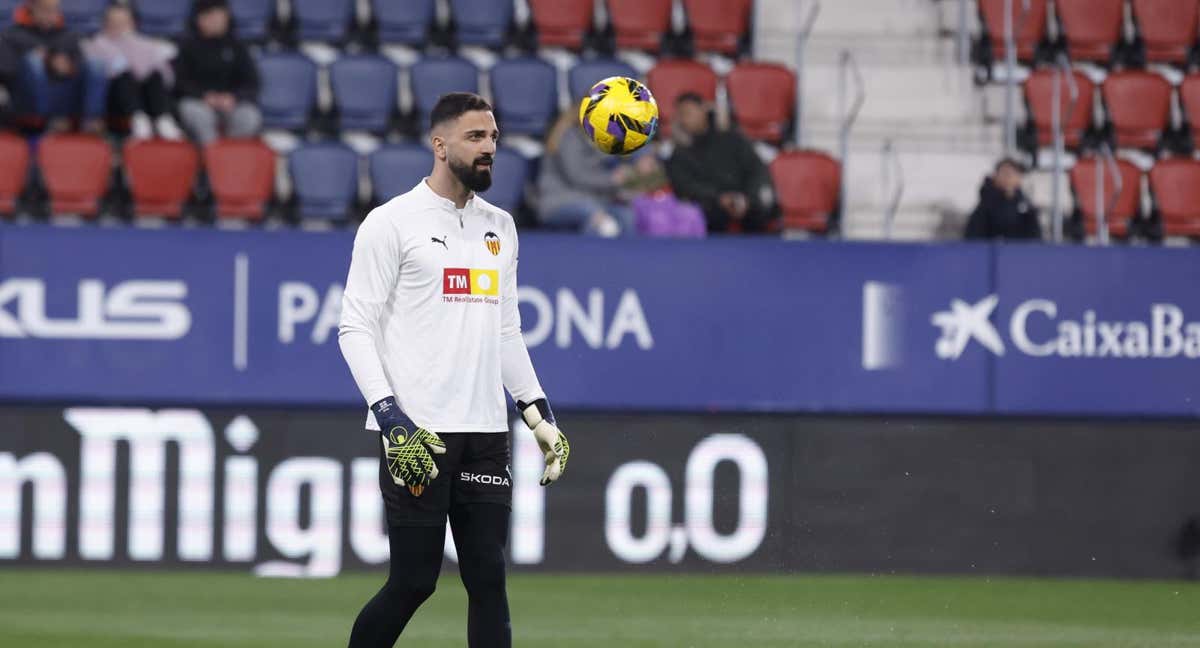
left=1055, top=0, right=1125, bottom=63
left=727, top=62, right=797, bottom=144
left=37, top=133, right=112, bottom=217
left=646, top=58, right=718, bottom=137
left=0, top=132, right=29, bottom=215
left=1022, top=68, right=1095, bottom=149
left=479, top=148, right=529, bottom=214
left=372, top=0, right=435, bottom=45
left=410, top=56, right=479, bottom=130
left=606, top=0, right=673, bottom=52
left=1149, top=158, right=1200, bottom=236
left=1102, top=70, right=1172, bottom=151
left=489, top=58, right=559, bottom=137
left=204, top=139, right=275, bottom=220
left=770, top=150, right=840, bottom=233
left=528, top=0, right=594, bottom=50
left=1069, top=156, right=1142, bottom=238
left=230, top=0, right=277, bottom=41
left=449, top=0, right=514, bottom=48
left=60, top=0, right=106, bottom=34
left=330, top=55, right=398, bottom=134
left=569, top=58, right=638, bottom=103
left=292, top=0, right=355, bottom=43
left=1132, top=0, right=1200, bottom=65
left=976, top=0, right=1049, bottom=63
left=132, top=0, right=191, bottom=39
left=289, top=142, right=360, bottom=222
left=684, top=0, right=753, bottom=56
left=0, top=0, right=16, bottom=29
left=369, top=143, right=429, bottom=204
left=257, top=52, right=319, bottom=131
left=1179, top=74, right=1200, bottom=149
left=123, top=139, right=199, bottom=219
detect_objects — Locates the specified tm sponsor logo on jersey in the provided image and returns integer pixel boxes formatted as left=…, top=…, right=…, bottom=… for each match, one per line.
left=442, top=268, right=499, bottom=304
left=0, top=278, right=190, bottom=340
left=933, top=296, right=1200, bottom=359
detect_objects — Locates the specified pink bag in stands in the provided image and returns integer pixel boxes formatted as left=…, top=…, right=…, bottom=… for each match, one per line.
left=632, top=193, right=706, bottom=238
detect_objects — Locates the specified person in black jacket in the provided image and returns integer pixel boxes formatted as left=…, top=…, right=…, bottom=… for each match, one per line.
left=665, top=93, right=777, bottom=233
left=965, top=158, right=1042, bottom=240
left=174, top=0, right=260, bottom=144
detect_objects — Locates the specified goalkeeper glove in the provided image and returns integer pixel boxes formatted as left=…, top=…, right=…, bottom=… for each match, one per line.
left=517, top=398, right=569, bottom=486
left=372, top=396, right=446, bottom=497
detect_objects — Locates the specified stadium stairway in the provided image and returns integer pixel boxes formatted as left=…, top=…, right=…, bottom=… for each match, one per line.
left=757, top=0, right=1004, bottom=240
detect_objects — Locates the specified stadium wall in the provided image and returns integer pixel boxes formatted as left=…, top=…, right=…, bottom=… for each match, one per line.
left=3, top=407, right=1200, bottom=579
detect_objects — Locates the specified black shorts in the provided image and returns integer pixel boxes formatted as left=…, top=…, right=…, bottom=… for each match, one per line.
left=376, top=430, right=512, bottom=527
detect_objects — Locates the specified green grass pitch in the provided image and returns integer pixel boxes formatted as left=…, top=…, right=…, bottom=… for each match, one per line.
left=2, top=569, right=1200, bottom=647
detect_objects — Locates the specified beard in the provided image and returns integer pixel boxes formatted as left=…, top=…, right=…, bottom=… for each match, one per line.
left=449, top=153, right=493, bottom=192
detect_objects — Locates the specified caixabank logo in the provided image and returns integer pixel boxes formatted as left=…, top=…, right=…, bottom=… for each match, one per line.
left=442, top=268, right=499, bottom=304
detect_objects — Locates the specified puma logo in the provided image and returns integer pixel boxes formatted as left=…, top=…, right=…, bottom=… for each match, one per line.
left=431, top=236, right=448, bottom=250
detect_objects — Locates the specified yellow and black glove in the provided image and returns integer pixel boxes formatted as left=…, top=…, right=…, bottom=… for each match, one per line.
left=373, top=396, right=446, bottom=496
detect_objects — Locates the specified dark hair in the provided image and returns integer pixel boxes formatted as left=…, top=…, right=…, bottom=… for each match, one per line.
left=995, top=157, right=1027, bottom=174
left=430, top=92, right=493, bottom=131
left=675, top=92, right=706, bottom=107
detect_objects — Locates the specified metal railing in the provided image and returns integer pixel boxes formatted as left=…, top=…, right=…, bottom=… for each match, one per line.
left=881, top=139, right=904, bottom=240
left=1093, top=143, right=1122, bottom=246
left=1049, top=53, right=1078, bottom=244
left=1003, top=0, right=1032, bottom=155
left=837, top=50, right=866, bottom=238
left=958, top=0, right=971, bottom=65
left=794, top=1, right=822, bottom=148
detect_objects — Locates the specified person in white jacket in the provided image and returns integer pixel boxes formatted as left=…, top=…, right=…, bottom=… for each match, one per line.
left=338, top=92, right=569, bottom=648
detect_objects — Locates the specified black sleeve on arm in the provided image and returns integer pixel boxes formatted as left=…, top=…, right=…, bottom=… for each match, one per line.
left=734, top=133, right=772, bottom=211
left=666, top=152, right=720, bottom=212
left=231, top=43, right=259, bottom=101
left=965, top=203, right=990, bottom=240
left=173, top=43, right=203, bottom=98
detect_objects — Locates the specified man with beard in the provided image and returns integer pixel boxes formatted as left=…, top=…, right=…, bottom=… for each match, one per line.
left=338, top=92, right=570, bottom=648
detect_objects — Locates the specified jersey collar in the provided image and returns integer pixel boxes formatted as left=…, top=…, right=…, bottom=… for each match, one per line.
left=419, top=178, right=477, bottom=213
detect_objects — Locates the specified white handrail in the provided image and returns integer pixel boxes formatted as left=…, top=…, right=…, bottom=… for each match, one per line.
left=837, top=50, right=866, bottom=237
left=1049, top=54, right=1078, bottom=244
left=794, top=1, right=821, bottom=148
left=881, top=139, right=904, bottom=240
left=1003, top=0, right=1032, bottom=155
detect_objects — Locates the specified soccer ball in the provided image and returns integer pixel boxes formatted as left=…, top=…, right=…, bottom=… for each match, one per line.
left=578, top=76, right=659, bottom=155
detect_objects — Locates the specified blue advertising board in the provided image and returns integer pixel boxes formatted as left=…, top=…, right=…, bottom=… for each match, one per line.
left=0, top=224, right=1196, bottom=416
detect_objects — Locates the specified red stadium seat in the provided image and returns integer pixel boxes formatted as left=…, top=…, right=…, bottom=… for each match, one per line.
left=977, top=0, right=1049, bottom=63
left=1023, top=69, right=1095, bottom=148
left=37, top=133, right=111, bottom=217
left=1102, top=70, right=1172, bottom=151
left=606, top=0, right=673, bottom=52
left=204, top=138, right=275, bottom=221
left=646, top=59, right=718, bottom=137
left=1179, top=74, right=1200, bottom=149
left=123, top=139, right=199, bottom=219
left=1132, top=0, right=1200, bottom=64
left=770, top=150, right=840, bottom=234
left=1069, top=156, right=1142, bottom=237
left=1149, top=158, right=1200, bottom=236
left=1055, top=0, right=1124, bottom=63
left=0, top=132, right=29, bottom=214
left=528, top=0, right=593, bottom=50
left=727, top=62, right=796, bottom=144
left=684, top=0, right=753, bottom=55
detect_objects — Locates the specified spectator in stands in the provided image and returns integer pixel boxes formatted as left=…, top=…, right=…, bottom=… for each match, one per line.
left=538, top=110, right=638, bottom=237
left=174, top=0, right=260, bottom=144
left=84, top=3, right=183, bottom=140
left=964, top=158, right=1042, bottom=240
left=665, top=92, right=777, bottom=233
left=0, top=0, right=107, bottom=132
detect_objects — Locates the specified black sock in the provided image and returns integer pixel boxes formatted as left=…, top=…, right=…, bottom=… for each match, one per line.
left=347, top=524, right=445, bottom=648
left=450, top=503, right=512, bottom=648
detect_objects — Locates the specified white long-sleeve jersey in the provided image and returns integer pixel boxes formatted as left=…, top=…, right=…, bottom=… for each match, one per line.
left=338, top=179, right=546, bottom=433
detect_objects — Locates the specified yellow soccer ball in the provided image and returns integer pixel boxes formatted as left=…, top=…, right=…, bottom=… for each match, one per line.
left=578, top=76, right=659, bottom=155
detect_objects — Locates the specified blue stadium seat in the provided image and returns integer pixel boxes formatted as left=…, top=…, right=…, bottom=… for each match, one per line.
left=292, top=0, right=355, bottom=43
left=369, top=143, right=429, bottom=204
left=133, top=0, right=191, bottom=38
left=490, top=57, right=558, bottom=137
left=289, top=142, right=360, bottom=221
left=230, top=0, right=276, bottom=41
left=372, top=0, right=435, bottom=45
left=0, top=0, right=16, bottom=29
left=568, top=58, right=637, bottom=103
left=450, top=0, right=514, bottom=48
left=409, top=56, right=479, bottom=131
left=60, top=0, right=106, bottom=34
left=330, top=54, right=398, bottom=133
left=480, top=148, right=529, bottom=214
left=257, top=53, right=318, bottom=131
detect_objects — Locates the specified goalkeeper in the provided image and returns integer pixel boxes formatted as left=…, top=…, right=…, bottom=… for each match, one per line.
left=338, top=92, right=569, bottom=648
